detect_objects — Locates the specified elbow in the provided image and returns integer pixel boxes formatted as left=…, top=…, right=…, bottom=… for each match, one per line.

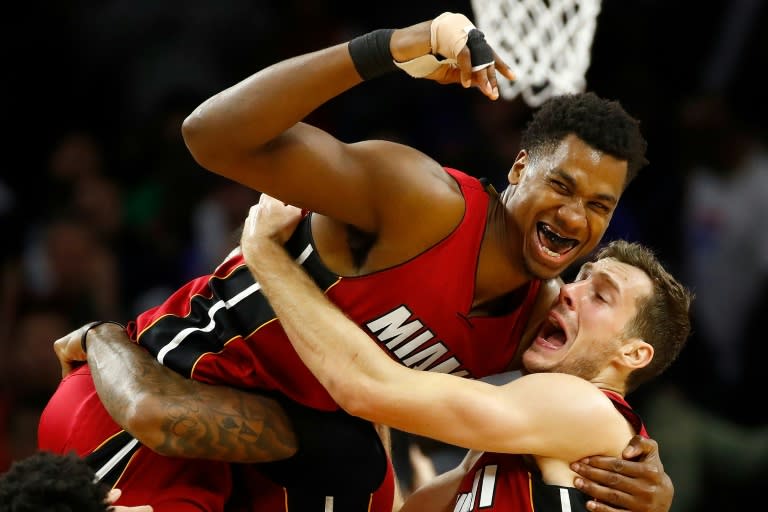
left=328, top=375, right=380, bottom=422
left=119, top=394, right=167, bottom=453
left=181, top=110, right=216, bottom=171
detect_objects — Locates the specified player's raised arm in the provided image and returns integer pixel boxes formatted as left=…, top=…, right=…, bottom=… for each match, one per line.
left=181, top=13, right=511, bottom=233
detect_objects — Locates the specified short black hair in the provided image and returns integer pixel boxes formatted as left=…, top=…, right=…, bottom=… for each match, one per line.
left=0, top=451, right=110, bottom=512
left=520, top=92, right=648, bottom=187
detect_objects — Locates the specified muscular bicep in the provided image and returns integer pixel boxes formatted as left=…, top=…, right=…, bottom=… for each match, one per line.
left=203, top=122, right=447, bottom=232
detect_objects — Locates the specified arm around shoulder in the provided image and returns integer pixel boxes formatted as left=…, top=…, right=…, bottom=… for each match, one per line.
left=463, top=373, right=631, bottom=461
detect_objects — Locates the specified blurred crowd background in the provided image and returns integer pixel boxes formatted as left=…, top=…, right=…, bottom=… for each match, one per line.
left=3, top=1, right=767, bottom=510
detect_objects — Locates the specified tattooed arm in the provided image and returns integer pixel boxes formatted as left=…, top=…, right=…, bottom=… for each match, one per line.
left=55, top=322, right=297, bottom=462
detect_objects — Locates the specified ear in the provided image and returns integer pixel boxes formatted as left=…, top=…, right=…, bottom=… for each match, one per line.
left=620, top=338, right=654, bottom=370
left=508, top=150, right=527, bottom=186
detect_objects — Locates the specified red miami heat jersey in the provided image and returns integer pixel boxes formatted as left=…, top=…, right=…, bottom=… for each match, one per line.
left=38, top=366, right=392, bottom=512
left=38, top=365, right=233, bottom=512
left=129, top=168, right=542, bottom=411
left=452, top=391, right=649, bottom=512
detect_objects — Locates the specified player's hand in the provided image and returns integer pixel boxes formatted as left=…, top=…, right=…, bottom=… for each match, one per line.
left=53, top=324, right=91, bottom=378
left=571, top=435, right=672, bottom=512
left=241, top=193, right=304, bottom=249
left=392, top=12, right=515, bottom=100
left=408, top=442, right=437, bottom=490
left=106, top=488, right=154, bottom=511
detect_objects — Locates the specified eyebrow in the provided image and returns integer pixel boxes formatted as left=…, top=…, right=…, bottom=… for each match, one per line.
left=551, top=169, right=618, bottom=205
left=580, top=262, right=622, bottom=295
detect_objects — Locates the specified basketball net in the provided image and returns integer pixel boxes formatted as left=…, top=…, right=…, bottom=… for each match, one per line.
left=470, top=0, right=602, bottom=107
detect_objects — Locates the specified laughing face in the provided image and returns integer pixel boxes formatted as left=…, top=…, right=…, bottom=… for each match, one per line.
left=522, top=257, right=653, bottom=380
left=506, top=134, right=628, bottom=280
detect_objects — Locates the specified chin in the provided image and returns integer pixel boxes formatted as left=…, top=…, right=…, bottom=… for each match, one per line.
left=521, top=354, right=552, bottom=374
left=522, top=257, right=567, bottom=281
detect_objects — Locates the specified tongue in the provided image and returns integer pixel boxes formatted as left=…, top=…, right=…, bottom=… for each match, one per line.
left=542, top=235, right=571, bottom=255
left=545, top=330, right=566, bottom=346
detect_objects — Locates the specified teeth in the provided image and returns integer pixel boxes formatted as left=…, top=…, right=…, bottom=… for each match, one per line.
left=537, top=222, right=577, bottom=257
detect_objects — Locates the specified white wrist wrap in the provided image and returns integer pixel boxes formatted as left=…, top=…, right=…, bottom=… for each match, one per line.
left=430, top=12, right=476, bottom=62
left=394, top=54, right=451, bottom=78
left=393, top=12, right=491, bottom=78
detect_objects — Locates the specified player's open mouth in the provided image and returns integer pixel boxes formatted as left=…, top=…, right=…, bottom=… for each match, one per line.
left=536, top=314, right=568, bottom=349
left=536, top=222, right=578, bottom=259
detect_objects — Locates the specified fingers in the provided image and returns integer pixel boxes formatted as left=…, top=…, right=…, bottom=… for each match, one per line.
left=571, top=456, right=669, bottom=512
left=581, top=498, right=629, bottom=512
left=574, top=456, right=661, bottom=480
left=242, top=194, right=303, bottom=246
left=53, top=326, right=89, bottom=378
left=464, top=29, right=511, bottom=100
left=479, top=67, right=499, bottom=100
left=484, top=65, right=499, bottom=98
left=257, top=192, right=282, bottom=207
left=624, top=434, right=659, bottom=461
left=573, top=472, right=638, bottom=511
left=493, top=50, right=516, bottom=82
left=408, top=12, right=514, bottom=99
left=105, top=488, right=122, bottom=504
left=243, top=204, right=259, bottom=235
left=456, top=47, right=473, bottom=88
left=106, top=488, right=154, bottom=511
left=572, top=460, right=647, bottom=493
left=408, top=443, right=437, bottom=487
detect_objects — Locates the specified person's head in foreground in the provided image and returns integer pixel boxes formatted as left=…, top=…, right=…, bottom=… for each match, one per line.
left=524, top=239, right=692, bottom=394
left=0, top=451, right=111, bottom=512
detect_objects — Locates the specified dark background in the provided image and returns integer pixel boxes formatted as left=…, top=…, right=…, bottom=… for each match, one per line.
left=3, top=2, right=767, bottom=511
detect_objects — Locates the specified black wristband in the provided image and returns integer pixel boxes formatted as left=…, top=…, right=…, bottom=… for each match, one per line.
left=81, top=320, right=126, bottom=354
left=348, top=28, right=398, bottom=80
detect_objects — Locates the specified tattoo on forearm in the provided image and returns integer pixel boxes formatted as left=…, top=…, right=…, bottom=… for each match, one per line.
left=153, top=384, right=296, bottom=462
left=90, top=331, right=297, bottom=463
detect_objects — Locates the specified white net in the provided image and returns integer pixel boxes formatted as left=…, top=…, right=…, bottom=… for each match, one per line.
left=470, top=0, right=602, bottom=107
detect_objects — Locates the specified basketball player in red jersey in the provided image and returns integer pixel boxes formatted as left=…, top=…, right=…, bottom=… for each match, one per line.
left=235, top=196, right=692, bottom=512
left=38, top=338, right=298, bottom=511
left=52, top=11, right=672, bottom=512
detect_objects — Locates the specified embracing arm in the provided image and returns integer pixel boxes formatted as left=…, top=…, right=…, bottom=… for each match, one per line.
left=56, top=322, right=297, bottom=462
left=241, top=213, right=626, bottom=461
left=241, top=195, right=675, bottom=511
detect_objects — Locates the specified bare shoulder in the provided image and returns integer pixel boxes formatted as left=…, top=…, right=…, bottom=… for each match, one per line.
left=351, top=138, right=460, bottom=194
left=506, top=374, right=632, bottom=458
left=351, top=138, right=466, bottom=238
left=517, top=373, right=624, bottom=419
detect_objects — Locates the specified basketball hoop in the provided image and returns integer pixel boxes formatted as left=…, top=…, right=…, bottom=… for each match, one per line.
left=470, top=0, right=602, bottom=107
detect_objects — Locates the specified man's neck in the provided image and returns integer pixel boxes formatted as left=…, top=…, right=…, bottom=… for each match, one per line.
left=474, top=194, right=530, bottom=306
